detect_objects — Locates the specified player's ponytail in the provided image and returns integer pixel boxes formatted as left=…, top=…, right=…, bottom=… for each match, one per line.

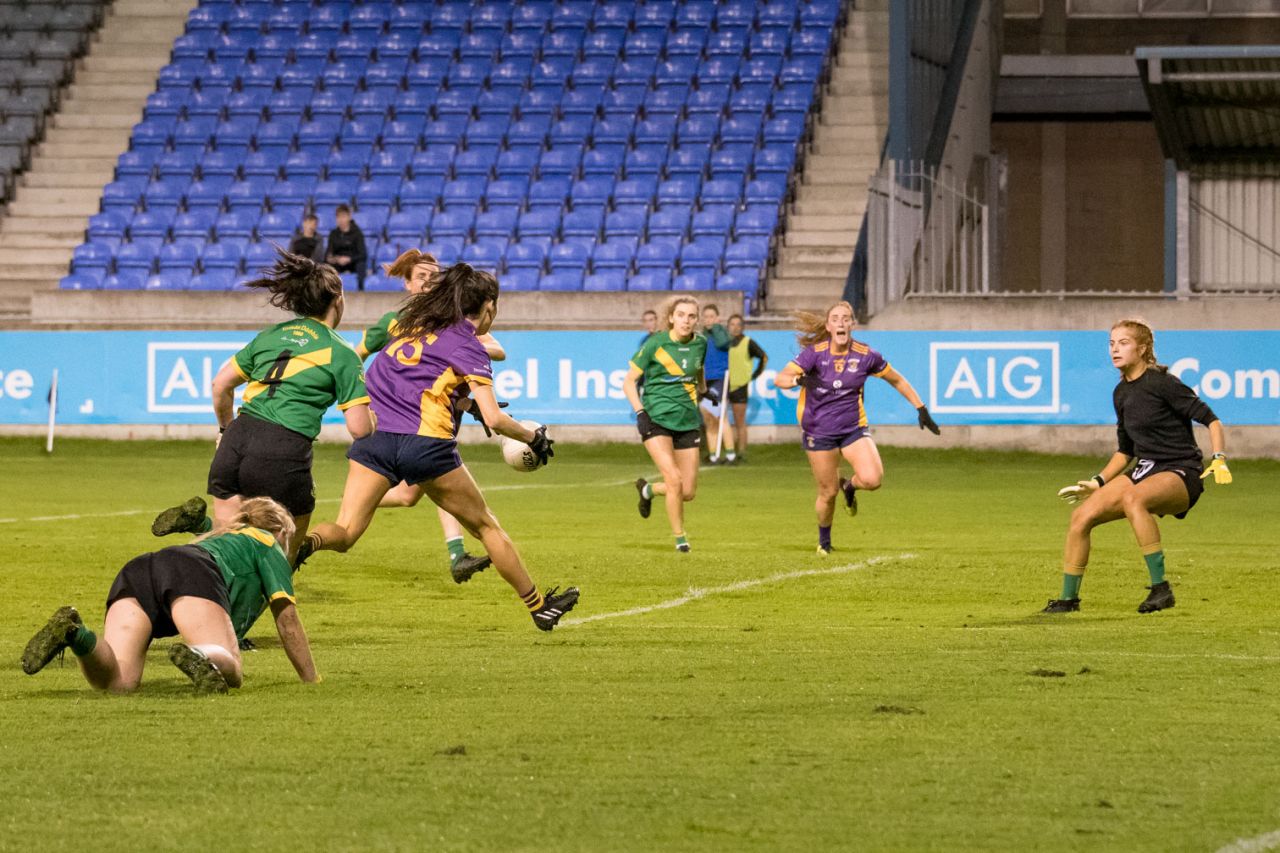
left=1112, top=319, right=1168, bottom=373
left=192, top=496, right=296, bottom=549
left=795, top=301, right=855, bottom=348
left=243, top=247, right=343, bottom=319
left=382, top=248, right=439, bottom=283
left=394, top=262, right=499, bottom=339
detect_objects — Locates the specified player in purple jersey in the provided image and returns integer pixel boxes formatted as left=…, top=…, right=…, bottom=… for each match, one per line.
left=774, top=302, right=940, bottom=554
left=298, top=264, right=579, bottom=631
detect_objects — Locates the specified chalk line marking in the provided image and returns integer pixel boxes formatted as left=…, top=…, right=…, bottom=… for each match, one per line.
left=0, top=478, right=638, bottom=525
left=560, top=553, right=918, bottom=628
left=1215, top=829, right=1280, bottom=853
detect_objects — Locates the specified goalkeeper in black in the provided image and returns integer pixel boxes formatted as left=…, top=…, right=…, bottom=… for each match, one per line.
left=1044, top=320, right=1230, bottom=615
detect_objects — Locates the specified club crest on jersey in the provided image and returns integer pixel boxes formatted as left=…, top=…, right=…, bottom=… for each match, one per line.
left=833, top=380, right=843, bottom=388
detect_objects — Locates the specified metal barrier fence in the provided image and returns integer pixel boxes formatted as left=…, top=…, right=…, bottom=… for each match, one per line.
left=864, top=160, right=990, bottom=316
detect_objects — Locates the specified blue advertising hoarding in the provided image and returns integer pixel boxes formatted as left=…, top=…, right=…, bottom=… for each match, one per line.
left=0, top=330, right=1276, bottom=426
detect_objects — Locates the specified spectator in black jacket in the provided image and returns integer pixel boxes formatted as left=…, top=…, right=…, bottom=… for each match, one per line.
left=287, top=214, right=326, bottom=264
left=326, top=205, right=368, bottom=289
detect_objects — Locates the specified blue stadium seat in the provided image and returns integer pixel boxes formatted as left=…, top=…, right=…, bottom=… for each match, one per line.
left=583, top=271, right=627, bottom=292
left=681, top=238, right=725, bottom=273
left=592, top=238, right=637, bottom=271
left=409, top=148, right=454, bottom=180
left=710, top=145, right=754, bottom=179
left=313, top=178, right=356, bottom=207
left=718, top=268, right=762, bottom=295
left=423, top=239, right=464, bottom=265
left=103, top=271, right=148, bottom=291
left=442, top=177, right=488, bottom=207
left=592, top=116, right=635, bottom=146
left=528, top=177, right=571, bottom=209
left=100, top=180, right=142, bottom=215
left=677, top=116, right=719, bottom=146
left=536, top=149, right=579, bottom=180
left=561, top=205, right=604, bottom=239
left=465, top=117, right=509, bottom=147
left=583, top=29, right=624, bottom=59
left=549, top=242, right=590, bottom=273
left=789, top=29, right=831, bottom=57
left=518, top=209, right=559, bottom=239
left=627, top=271, right=672, bottom=291
left=692, top=206, right=735, bottom=238
left=647, top=205, right=692, bottom=238
left=611, top=176, right=656, bottom=207
left=158, top=242, right=199, bottom=272
left=369, top=150, right=411, bottom=179
left=143, top=272, right=187, bottom=291
left=225, top=177, right=272, bottom=213
left=571, top=176, right=613, bottom=206
left=606, top=208, right=647, bottom=238
left=87, top=212, right=129, bottom=242
left=399, top=176, right=445, bottom=207
left=482, top=178, right=526, bottom=208
left=505, top=242, right=547, bottom=271
left=754, top=145, right=798, bottom=176
left=257, top=212, right=295, bottom=241
left=657, top=177, right=701, bottom=206
left=697, top=57, right=740, bottom=85
left=242, top=242, right=277, bottom=271
left=215, top=211, right=257, bottom=240
left=781, top=56, right=824, bottom=84
left=143, top=178, right=189, bottom=209
left=734, top=206, right=780, bottom=237
left=116, top=243, right=157, bottom=273
left=674, top=270, right=716, bottom=291
left=763, top=115, right=805, bottom=144
left=431, top=208, right=476, bottom=239
left=202, top=242, right=244, bottom=272
left=214, top=117, right=258, bottom=148
left=129, top=210, right=172, bottom=240
left=72, top=242, right=113, bottom=273
left=462, top=240, right=504, bottom=271
left=745, top=176, right=788, bottom=204
left=570, top=57, right=614, bottom=87
left=356, top=176, right=400, bottom=208
left=363, top=275, right=404, bottom=293
left=702, top=177, right=744, bottom=205
left=581, top=147, right=624, bottom=178
left=386, top=209, right=432, bottom=241
left=518, top=88, right=561, bottom=117
left=424, top=114, right=470, bottom=144
left=172, top=210, right=215, bottom=243
left=741, top=57, right=784, bottom=85
left=539, top=270, right=584, bottom=292
left=636, top=241, right=679, bottom=271
left=725, top=237, right=771, bottom=269
left=501, top=269, right=540, bottom=292
left=60, top=272, right=103, bottom=290
left=189, top=271, right=236, bottom=291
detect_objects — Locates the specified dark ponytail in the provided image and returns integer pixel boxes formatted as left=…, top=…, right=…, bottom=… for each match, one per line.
left=243, top=247, right=343, bottom=318
left=394, top=262, right=499, bottom=339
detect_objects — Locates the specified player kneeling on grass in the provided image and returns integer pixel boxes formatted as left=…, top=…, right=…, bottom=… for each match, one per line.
left=22, top=497, right=318, bottom=694
left=774, top=301, right=939, bottom=555
left=296, top=263, right=579, bottom=631
left=1045, top=319, right=1230, bottom=615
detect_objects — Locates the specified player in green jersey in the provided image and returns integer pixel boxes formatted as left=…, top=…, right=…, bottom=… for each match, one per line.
left=22, top=497, right=319, bottom=694
left=151, top=250, right=373, bottom=562
left=355, top=249, right=508, bottom=583
left=623, top=296, right=708, bottom=552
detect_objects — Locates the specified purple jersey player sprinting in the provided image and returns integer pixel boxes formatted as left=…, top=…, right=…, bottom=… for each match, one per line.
left=299, top=263, right=579, bottom=632
left=775, top=301, right=941, bottom=555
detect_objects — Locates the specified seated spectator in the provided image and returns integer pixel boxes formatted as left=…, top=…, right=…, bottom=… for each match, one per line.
left=326, top=205, right=368, bottom=289
left=287, top=214, right=326, bottom=263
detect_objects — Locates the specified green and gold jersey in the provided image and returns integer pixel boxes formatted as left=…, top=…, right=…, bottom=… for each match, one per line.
left=630, top=330, right=706, bottom=432
left=193, top=527, right=295, bottom=640
left=360, top=310, right=399, bottom=357
left=232, top=317, right=370, bottom=440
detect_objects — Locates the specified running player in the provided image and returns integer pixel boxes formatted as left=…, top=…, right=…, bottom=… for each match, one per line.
left=296, top=263, right=579, bottom=631
left=725, top=313, right=768, bottom=463
left=698, top=304, right=734, bottom=464
left=357, top=248, right=506, bottom=583
left=22, top=497, right=318, bottom=694
left=150, top=250, right=372, bottom=562
left=623, top=295, right=707, bottom=553
left=1044, top=319, right=1231, bottom=614
left=774, top=301, right=940, bottom=555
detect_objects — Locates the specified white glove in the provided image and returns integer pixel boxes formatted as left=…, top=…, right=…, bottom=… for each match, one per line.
left=1057, top=479, right=1100, bottom=505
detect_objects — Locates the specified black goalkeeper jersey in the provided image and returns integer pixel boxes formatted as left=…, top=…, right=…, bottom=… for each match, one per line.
left=1113, top=368, right=1218, bottom=468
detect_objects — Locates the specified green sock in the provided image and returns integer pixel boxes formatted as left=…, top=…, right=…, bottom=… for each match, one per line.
left=675, top=534, right=688, bottom=548
left=196, top=516, right=213, bottom=534
left=642, top=483, right=654, bottom=499
left=69, top=626, right=97, bottom=657
left=446, top=537, right=465, bottom=565
left=1061, top=573, right=1083, bottom=601
left=1143, top=550, right=1166, bottom=585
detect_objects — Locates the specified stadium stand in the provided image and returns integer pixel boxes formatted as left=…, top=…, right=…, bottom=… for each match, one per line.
left=0, top=1, right=107, bottom=201
left=61, top=0, right=849, bottom=311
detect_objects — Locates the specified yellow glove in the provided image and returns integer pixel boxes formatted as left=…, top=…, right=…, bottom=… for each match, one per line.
left=1057, top=478, right=1101, bottom=505
left=1201, top=454, right=1232, bottom=485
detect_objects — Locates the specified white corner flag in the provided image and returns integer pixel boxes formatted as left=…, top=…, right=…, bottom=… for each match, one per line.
left=45, top=369, right=58, bottom=454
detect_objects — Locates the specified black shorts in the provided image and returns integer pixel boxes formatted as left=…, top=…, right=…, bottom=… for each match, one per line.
left=638, top=415, right=701, bottom=450
left=727, top=385, right=749, bottom=405
left=1127, top=458, right=1204, bottom=519
left=208, top=412, right=315, bottom=516
left=106, top=545, right=230, bottom=639
left=348, top=430, right=462, bottom=485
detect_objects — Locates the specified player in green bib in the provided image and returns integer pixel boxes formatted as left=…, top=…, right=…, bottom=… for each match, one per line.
left=22, top=497, right=319, bottom=694
left=355, top=249, right=508, bottom=583
left=150, top=250, right=373, bottom=563
left=623, top=296, right=707, bottom=552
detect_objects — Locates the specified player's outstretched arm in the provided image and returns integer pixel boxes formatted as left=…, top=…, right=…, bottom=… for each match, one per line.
left=878, top=366, right=940, bottom=435
left=1058, top=452, right=1132, bottom=504
left=478, top=333, right=506, bottom=362
left=774, top=363, right=803, bottom=389
left=471, top=384, right=535, bottom=443
left=271, top=598, right=319, bottom=684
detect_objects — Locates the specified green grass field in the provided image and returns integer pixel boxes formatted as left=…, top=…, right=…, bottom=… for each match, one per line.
left=1, top=437, right=1278, bottom=852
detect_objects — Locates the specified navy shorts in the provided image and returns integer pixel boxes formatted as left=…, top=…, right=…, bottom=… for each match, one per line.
left=803, top=427, right=870, bottom=452
left=1126, top=458, right=1204, bottom=519
left=106, top=545, right=230, bottom=640
left=348, top=431, right=462, bottom=486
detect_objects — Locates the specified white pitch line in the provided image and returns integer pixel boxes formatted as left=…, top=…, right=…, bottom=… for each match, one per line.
left=0, top=477, right=639, bottom=525
left=560, top=553, right=918, bottom=627
left=1215, top=829, right=1280, bottom=853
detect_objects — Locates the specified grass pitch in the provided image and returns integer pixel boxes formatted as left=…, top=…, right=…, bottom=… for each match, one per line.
left=1, top=437, right=1278, bottom=852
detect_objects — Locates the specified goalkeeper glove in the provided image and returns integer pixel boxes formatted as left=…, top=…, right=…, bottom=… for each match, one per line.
left=1201, top=453, right=1232, bottom=485
left=527, top=425, right=555, bottom=465
left=701, top=384, right=721, bottom=406
left=635, top=409, right=654, bottom=436
left=1058, top=476, right=1104, bottom=505
left=463, top=398, right=508, bottom=437
left=916, top=405, right=941, bottom=435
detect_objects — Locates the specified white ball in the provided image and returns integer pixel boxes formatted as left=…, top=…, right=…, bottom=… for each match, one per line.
left=500, top=420, right=544, bottom=473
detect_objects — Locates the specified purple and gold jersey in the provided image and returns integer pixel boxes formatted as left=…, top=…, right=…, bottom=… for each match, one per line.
left=790, top=340, right=890, bottom=438
left=366, top=319, right=493, bottom=438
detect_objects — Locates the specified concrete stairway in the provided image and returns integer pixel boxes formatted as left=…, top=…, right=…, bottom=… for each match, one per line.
left=765, top=2, right=889, bottom=314
left=0, top=0, right=194, bottom=318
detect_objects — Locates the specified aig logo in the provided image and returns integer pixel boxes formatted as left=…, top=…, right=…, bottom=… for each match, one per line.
left=147, top=342, right=245, bottom=413
left=929, top=342, right=1060, bottom=414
